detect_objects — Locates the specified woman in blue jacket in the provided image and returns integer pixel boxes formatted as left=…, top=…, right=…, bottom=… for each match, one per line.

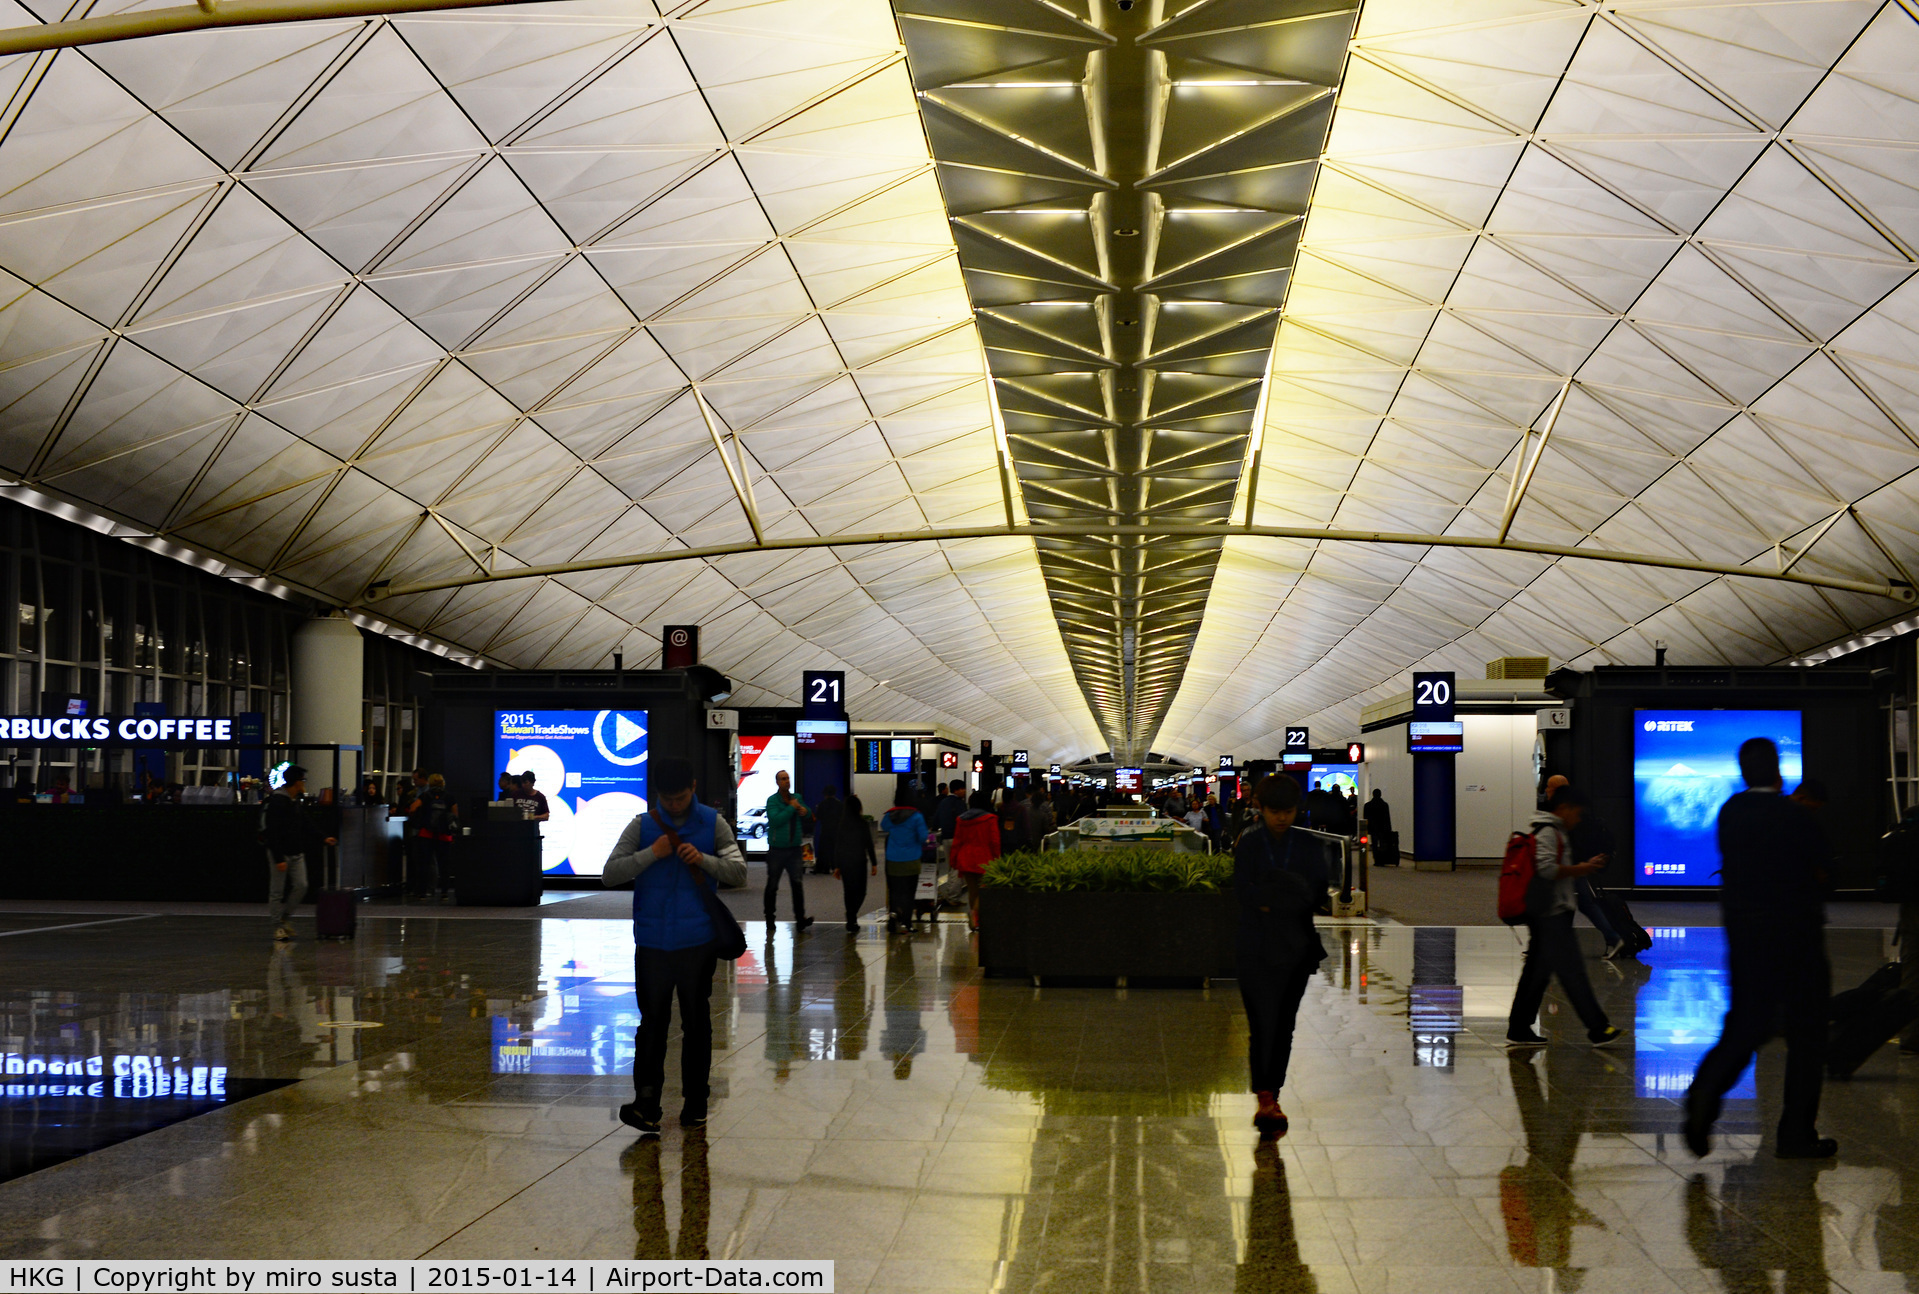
left=603, top=756, right=747, bottom=1137
left=879, top=787, right=930, bottom=934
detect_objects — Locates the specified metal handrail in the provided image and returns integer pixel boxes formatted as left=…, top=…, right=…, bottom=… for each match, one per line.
left=1289, top=824, right=1365, bottom=906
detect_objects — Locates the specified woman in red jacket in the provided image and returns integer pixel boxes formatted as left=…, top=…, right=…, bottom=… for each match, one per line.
left=949, top=790, right=1001, bottom=933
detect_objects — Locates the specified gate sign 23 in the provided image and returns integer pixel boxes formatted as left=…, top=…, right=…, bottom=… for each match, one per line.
left=1412, top=671, right=1455, bottom=722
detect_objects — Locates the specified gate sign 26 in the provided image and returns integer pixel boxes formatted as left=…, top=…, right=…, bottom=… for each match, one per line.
left=1412, top=671, right=1455, bottom=722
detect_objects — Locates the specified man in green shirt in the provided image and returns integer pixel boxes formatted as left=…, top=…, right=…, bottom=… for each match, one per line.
left=762, top=769, right=813, bottom=929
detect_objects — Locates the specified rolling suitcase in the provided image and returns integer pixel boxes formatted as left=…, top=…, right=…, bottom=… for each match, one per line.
left=1828, top=975, right=1919, bottom=1079
left=315, top=888, right=356, bottom=939
left=1596, top=888, right=1652, bottom=956
left=313, top=841, right=356, bottom=939
left=1830, top=962, right=1901, bottom=1023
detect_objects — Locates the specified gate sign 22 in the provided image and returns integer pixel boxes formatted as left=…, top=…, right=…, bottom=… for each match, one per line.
left=1283, top=726, right=1309, bottom=753
left=1412, top=671, right=1455, bottom=722
left=802, top=670, right=845, bottom=719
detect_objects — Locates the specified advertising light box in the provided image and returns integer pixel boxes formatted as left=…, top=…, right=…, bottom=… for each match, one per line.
left=888, top=738, right=915, bottom=773
left=494, top=710, right=648, bottom=878
left=1634, top=709, right=1802, bottom=887
left=737, top=734, right=795, bottom=855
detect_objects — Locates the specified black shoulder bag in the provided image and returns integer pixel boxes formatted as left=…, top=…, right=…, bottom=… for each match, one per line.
left=650, top=812, right=746, bottom=960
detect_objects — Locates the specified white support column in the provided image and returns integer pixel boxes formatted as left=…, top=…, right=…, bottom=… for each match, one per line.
left=291, top=613, right=364, bottom=787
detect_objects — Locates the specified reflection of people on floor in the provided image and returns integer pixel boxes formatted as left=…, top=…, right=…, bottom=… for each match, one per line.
left=1685, top=1161, right=1831, bottom=1294
left=832, top=943, right=868, bottom=1061
left=880, top=939, right=925, bottom=1079
left=1235, top=1143, right=1317, bottom=1294
left=1502, top=1051, right=1602, bottom=1283
left=761, top=935, right=800, bottom=1082
left=625, top=1128, right=711, bottom=1260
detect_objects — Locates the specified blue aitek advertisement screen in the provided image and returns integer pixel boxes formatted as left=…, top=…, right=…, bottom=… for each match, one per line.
left=495, top=710, right=648, bottom=877
left=1633, top=709, right=1802, bottom=886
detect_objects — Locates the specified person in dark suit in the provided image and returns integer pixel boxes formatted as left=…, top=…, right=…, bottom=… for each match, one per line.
left=1684, top=737, right=1834, bottom=1159
left=1233, top=774, right=1329, bottom=1139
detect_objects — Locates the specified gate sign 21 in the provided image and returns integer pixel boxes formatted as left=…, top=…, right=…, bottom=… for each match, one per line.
left=802, top=670, right=846, bottom=719
left=1412, top=671, right=1455, bottom=722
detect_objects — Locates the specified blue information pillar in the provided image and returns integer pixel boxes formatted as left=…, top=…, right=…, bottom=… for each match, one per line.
left=1410, top=671, right=1457, bottom=869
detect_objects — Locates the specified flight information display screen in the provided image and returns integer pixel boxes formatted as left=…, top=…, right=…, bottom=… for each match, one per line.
left=1633, top=709, right=1802, bottom=887
left=494, top=710, right=648, bottom=877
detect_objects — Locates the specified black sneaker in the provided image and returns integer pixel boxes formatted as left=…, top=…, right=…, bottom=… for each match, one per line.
left=845, top=921, right=859, bottom=933
left=798, top=915, right=815, bottom=930
left=1589, top=1026, right=1624, bottom=1048
left=619, top=1103, right=662, bottom=1138
left=1504, top=1031, right=1547, bottom=1047
left=680, top=1102, right=708, bottom=1129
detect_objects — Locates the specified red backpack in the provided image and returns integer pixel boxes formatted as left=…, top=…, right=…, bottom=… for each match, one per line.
left=1498, top=829, right=1541, bottom=925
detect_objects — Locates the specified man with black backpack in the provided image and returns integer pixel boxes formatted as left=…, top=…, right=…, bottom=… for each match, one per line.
left=1504, top=786, right=1623, bottom=1049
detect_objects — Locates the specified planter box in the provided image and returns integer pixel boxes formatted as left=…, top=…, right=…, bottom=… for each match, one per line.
left=978, top=888, right=1236, bottom=982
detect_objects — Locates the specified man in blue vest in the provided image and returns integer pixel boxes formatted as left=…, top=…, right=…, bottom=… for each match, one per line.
left=603, top=756, right=747, bottom=1137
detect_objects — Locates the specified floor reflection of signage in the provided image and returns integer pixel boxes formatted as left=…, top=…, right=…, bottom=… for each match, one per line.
left=1635, top=926, right=1754, bottom=1098
left=1410, top=985, right=1462, bottom=1069
left=491, top=924, right=638, bottom=1075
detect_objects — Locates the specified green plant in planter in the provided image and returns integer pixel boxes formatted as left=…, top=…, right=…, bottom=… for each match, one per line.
left=982, top=847, right=1232, bottom=893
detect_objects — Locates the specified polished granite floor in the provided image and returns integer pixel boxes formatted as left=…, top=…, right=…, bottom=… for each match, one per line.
left=2, top=911, right=1919, bottom=1291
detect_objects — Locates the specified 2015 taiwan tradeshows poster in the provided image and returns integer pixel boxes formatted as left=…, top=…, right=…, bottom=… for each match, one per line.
left=495, top=710, right=649, bottom=877
left=1632, top=709, right=1802, bottom=887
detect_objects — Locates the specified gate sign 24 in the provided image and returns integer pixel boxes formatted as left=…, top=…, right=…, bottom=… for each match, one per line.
left=1412, top=671, right=1455, bottom=721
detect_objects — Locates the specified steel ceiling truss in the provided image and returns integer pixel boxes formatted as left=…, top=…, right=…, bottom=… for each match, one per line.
left=892, top=0, right=1359, bottom=760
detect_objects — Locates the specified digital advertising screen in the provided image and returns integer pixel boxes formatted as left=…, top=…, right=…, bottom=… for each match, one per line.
left=1634, top=709, right=1803, bottom=886
left=1307, top=762, right=1359, bottom=798
left=888, top=738, right=915, bottom=774
left=494, top=710, right=648, bottom=877
left=737, top=734, right=795, bottom=855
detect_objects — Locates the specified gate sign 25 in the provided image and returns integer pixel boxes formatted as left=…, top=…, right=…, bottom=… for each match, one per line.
left=802, top=670, right=846, bottom=719
left=1412, top=671, right=1455, bottom=722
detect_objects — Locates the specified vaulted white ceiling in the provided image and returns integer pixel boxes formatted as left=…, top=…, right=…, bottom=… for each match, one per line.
left=1158, top=0, right=1919, bottom=761
left=0, top=0, right=1103, bottom=754
left=2, top=0, right=1917, bottom=766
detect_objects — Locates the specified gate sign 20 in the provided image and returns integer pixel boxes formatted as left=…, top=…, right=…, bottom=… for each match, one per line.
left=1412, top=671, right=1455, bottom=721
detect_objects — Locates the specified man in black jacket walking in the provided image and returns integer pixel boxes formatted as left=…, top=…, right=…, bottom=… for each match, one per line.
left=1684, top=737, right=1834, bottom=1159
left=264, top=765, right=335, bottom=943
